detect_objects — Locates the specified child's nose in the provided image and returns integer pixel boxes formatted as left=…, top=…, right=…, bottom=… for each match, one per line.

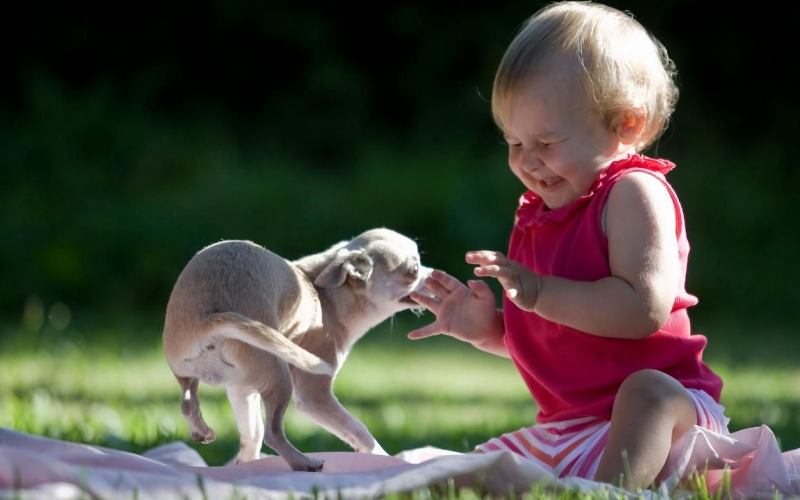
left=521, top=151, right=542, bottom=173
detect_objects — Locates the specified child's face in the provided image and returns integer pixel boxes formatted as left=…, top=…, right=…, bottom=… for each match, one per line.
left=502, top=60, right=632, bottom=209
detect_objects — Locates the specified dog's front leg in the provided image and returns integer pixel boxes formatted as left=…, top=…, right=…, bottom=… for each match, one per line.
left=292, top=371, right=388, bottom=455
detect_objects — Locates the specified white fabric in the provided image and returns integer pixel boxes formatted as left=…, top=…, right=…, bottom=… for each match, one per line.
left=0, top=426, right=798, bottom=500
left=473, top=389, right=730, bottom=480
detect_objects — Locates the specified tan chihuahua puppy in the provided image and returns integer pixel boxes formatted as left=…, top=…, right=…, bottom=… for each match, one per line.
left=162, top=228, right=432, bottom=471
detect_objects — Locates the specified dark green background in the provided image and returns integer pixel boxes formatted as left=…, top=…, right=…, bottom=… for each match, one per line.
left=2, top=1, right=798, bottom=351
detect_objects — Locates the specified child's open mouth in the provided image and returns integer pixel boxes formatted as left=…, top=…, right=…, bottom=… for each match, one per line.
left=539, top=177, right=563, bottom=190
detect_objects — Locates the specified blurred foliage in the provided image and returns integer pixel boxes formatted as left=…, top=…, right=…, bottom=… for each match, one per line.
left=1, top=1, right=798, bottom=339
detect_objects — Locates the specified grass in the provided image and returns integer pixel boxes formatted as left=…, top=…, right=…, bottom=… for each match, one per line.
left=1, top=314, right=799, bottom=498
left=0, top=323, right=537, bottom=464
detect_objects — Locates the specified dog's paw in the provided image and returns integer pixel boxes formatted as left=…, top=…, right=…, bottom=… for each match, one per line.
left=191, top=428, right=216, bottom=444
left=355, top=441, right=388, bottom=455
left=292, top=456, right=324, bottom=472
left=369, top=442, right=389, bottom=455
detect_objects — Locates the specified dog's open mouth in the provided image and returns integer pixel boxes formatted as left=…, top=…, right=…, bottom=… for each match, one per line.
left=399, top=294, right=416, bottom=304
left=400, top=294, right=427, bottom=317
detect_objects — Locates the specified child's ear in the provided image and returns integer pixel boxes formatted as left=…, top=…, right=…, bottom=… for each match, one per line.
left=615, top=109, right=646, bottom=145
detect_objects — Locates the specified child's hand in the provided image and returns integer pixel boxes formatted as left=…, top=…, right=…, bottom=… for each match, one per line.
left=407, top=269, right=501, bottom=346
left=467, top=251, right=542, bottom=312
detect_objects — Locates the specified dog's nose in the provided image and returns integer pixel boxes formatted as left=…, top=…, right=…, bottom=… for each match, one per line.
left=414, top=266, right=434, bottom=293
left=418, top=265, right=433, bottom=281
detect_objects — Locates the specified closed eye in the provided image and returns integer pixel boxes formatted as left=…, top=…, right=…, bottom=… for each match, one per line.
left=542, top=138, right=565, bottom=147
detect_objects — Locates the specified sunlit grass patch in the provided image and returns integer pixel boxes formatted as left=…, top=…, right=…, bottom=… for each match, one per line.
left=2, top=317, right=800, bottom=468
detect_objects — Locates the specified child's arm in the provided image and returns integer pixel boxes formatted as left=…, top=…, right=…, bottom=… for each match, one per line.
left=471, top=172, right=680, bottom=339
left=408, top=270, right=510, bottom=357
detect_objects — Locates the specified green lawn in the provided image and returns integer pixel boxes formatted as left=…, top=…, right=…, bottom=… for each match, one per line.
left=1, top=314, right=799, bottom=499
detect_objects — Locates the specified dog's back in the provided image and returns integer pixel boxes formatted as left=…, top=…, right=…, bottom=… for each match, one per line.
left=165, top=240, right=294, bottom=326
left=163, top=240, right=327, bottom=384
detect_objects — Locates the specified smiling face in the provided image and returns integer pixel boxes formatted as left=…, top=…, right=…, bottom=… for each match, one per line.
left=502, top=59, right=634, bottom=209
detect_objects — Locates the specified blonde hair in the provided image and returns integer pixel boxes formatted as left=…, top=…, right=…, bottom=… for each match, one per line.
left=492, top=1, right=678, bottom=151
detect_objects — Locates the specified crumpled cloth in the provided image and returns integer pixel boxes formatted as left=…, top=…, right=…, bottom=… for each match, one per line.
left=1, top=425, right=798, bottom=499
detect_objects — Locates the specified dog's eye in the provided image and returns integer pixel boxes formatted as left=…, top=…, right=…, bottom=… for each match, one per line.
left=406, top=263, right=419, bottom=279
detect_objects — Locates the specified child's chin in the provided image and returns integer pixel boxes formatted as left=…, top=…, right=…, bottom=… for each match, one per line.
left=541, top=195, right=573, bottom=210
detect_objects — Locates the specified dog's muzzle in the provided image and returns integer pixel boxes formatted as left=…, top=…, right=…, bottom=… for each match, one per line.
left=399, top=294, right=418, bottom=304
left=400, top=265, right=434, bottom=306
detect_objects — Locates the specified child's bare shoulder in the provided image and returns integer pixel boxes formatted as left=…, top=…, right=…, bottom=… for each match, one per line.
left=604, top=171, right=677, bottom=238
left=607, top=171, right=673, bottom=213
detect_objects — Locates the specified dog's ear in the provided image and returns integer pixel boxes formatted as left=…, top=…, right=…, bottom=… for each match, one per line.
left=315, top=250, right=374, bottom=289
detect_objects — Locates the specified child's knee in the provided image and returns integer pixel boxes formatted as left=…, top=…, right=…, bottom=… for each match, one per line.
left=616, top=370, right=697, bottom=430
left=619, top=369, right=677, bottom=399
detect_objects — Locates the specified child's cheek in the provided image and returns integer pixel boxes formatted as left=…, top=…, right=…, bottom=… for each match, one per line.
left=508, top=148, right=520, bottom=169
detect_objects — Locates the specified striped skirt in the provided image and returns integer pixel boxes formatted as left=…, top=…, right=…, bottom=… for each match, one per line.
left=475, top=389, right=729, bottom=479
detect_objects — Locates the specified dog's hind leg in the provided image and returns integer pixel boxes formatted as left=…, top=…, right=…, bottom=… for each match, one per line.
left=292, top=370, right=387, bottom=455
left=227, top=386, right=265, bottom=464
left=260, top=366, right=325, bottom=472
left=175, top=375, right=215, bottom=443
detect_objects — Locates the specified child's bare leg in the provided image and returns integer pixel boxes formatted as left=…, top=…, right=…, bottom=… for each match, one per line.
left=594, top=369, right=697, bottom=490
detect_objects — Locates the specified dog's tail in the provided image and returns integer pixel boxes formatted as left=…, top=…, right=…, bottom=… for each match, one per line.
left=205, top=312, right=334, bottom=376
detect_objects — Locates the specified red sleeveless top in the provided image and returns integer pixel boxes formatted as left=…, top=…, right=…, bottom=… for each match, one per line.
left=504, top=154, right=723, bottom=424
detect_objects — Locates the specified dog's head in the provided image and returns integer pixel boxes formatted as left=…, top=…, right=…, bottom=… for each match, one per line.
left=314, top=228, right=432, bottom=315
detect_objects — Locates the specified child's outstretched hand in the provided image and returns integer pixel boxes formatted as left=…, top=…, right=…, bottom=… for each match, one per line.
left=467, top=251, right=542, bottom=312
left=407, top=269, right=500, bottom=346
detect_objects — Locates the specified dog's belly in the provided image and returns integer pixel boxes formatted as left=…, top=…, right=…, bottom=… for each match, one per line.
left=180, top=339, right=241, bottom=386
left=178, top=337, right=283, bottom=389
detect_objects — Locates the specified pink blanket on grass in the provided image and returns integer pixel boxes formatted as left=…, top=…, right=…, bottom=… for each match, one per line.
left=0, top=426, right=798, bottom=500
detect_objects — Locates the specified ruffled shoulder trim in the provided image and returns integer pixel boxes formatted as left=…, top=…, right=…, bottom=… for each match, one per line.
left=515, top=154, right=676, bottom=228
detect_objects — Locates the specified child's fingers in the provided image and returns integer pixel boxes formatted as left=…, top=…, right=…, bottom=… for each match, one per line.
left=407, top=322, right=442, bottom=340
left=422, top=277, right=450, bottom=298
left=473, top=264, right=509, bottom=278
left=466, top=250, right=507, bottom=265
left=409, top=291, right=439, bottom=313
left=466, top=280, right=494, bottom=301
left=473, top=267, right=521, bottom=296
left=430, top=269, right=465, bottom=292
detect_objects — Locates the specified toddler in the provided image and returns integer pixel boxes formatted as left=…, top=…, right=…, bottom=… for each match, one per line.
left=409, top=1, right=727, bottom=490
